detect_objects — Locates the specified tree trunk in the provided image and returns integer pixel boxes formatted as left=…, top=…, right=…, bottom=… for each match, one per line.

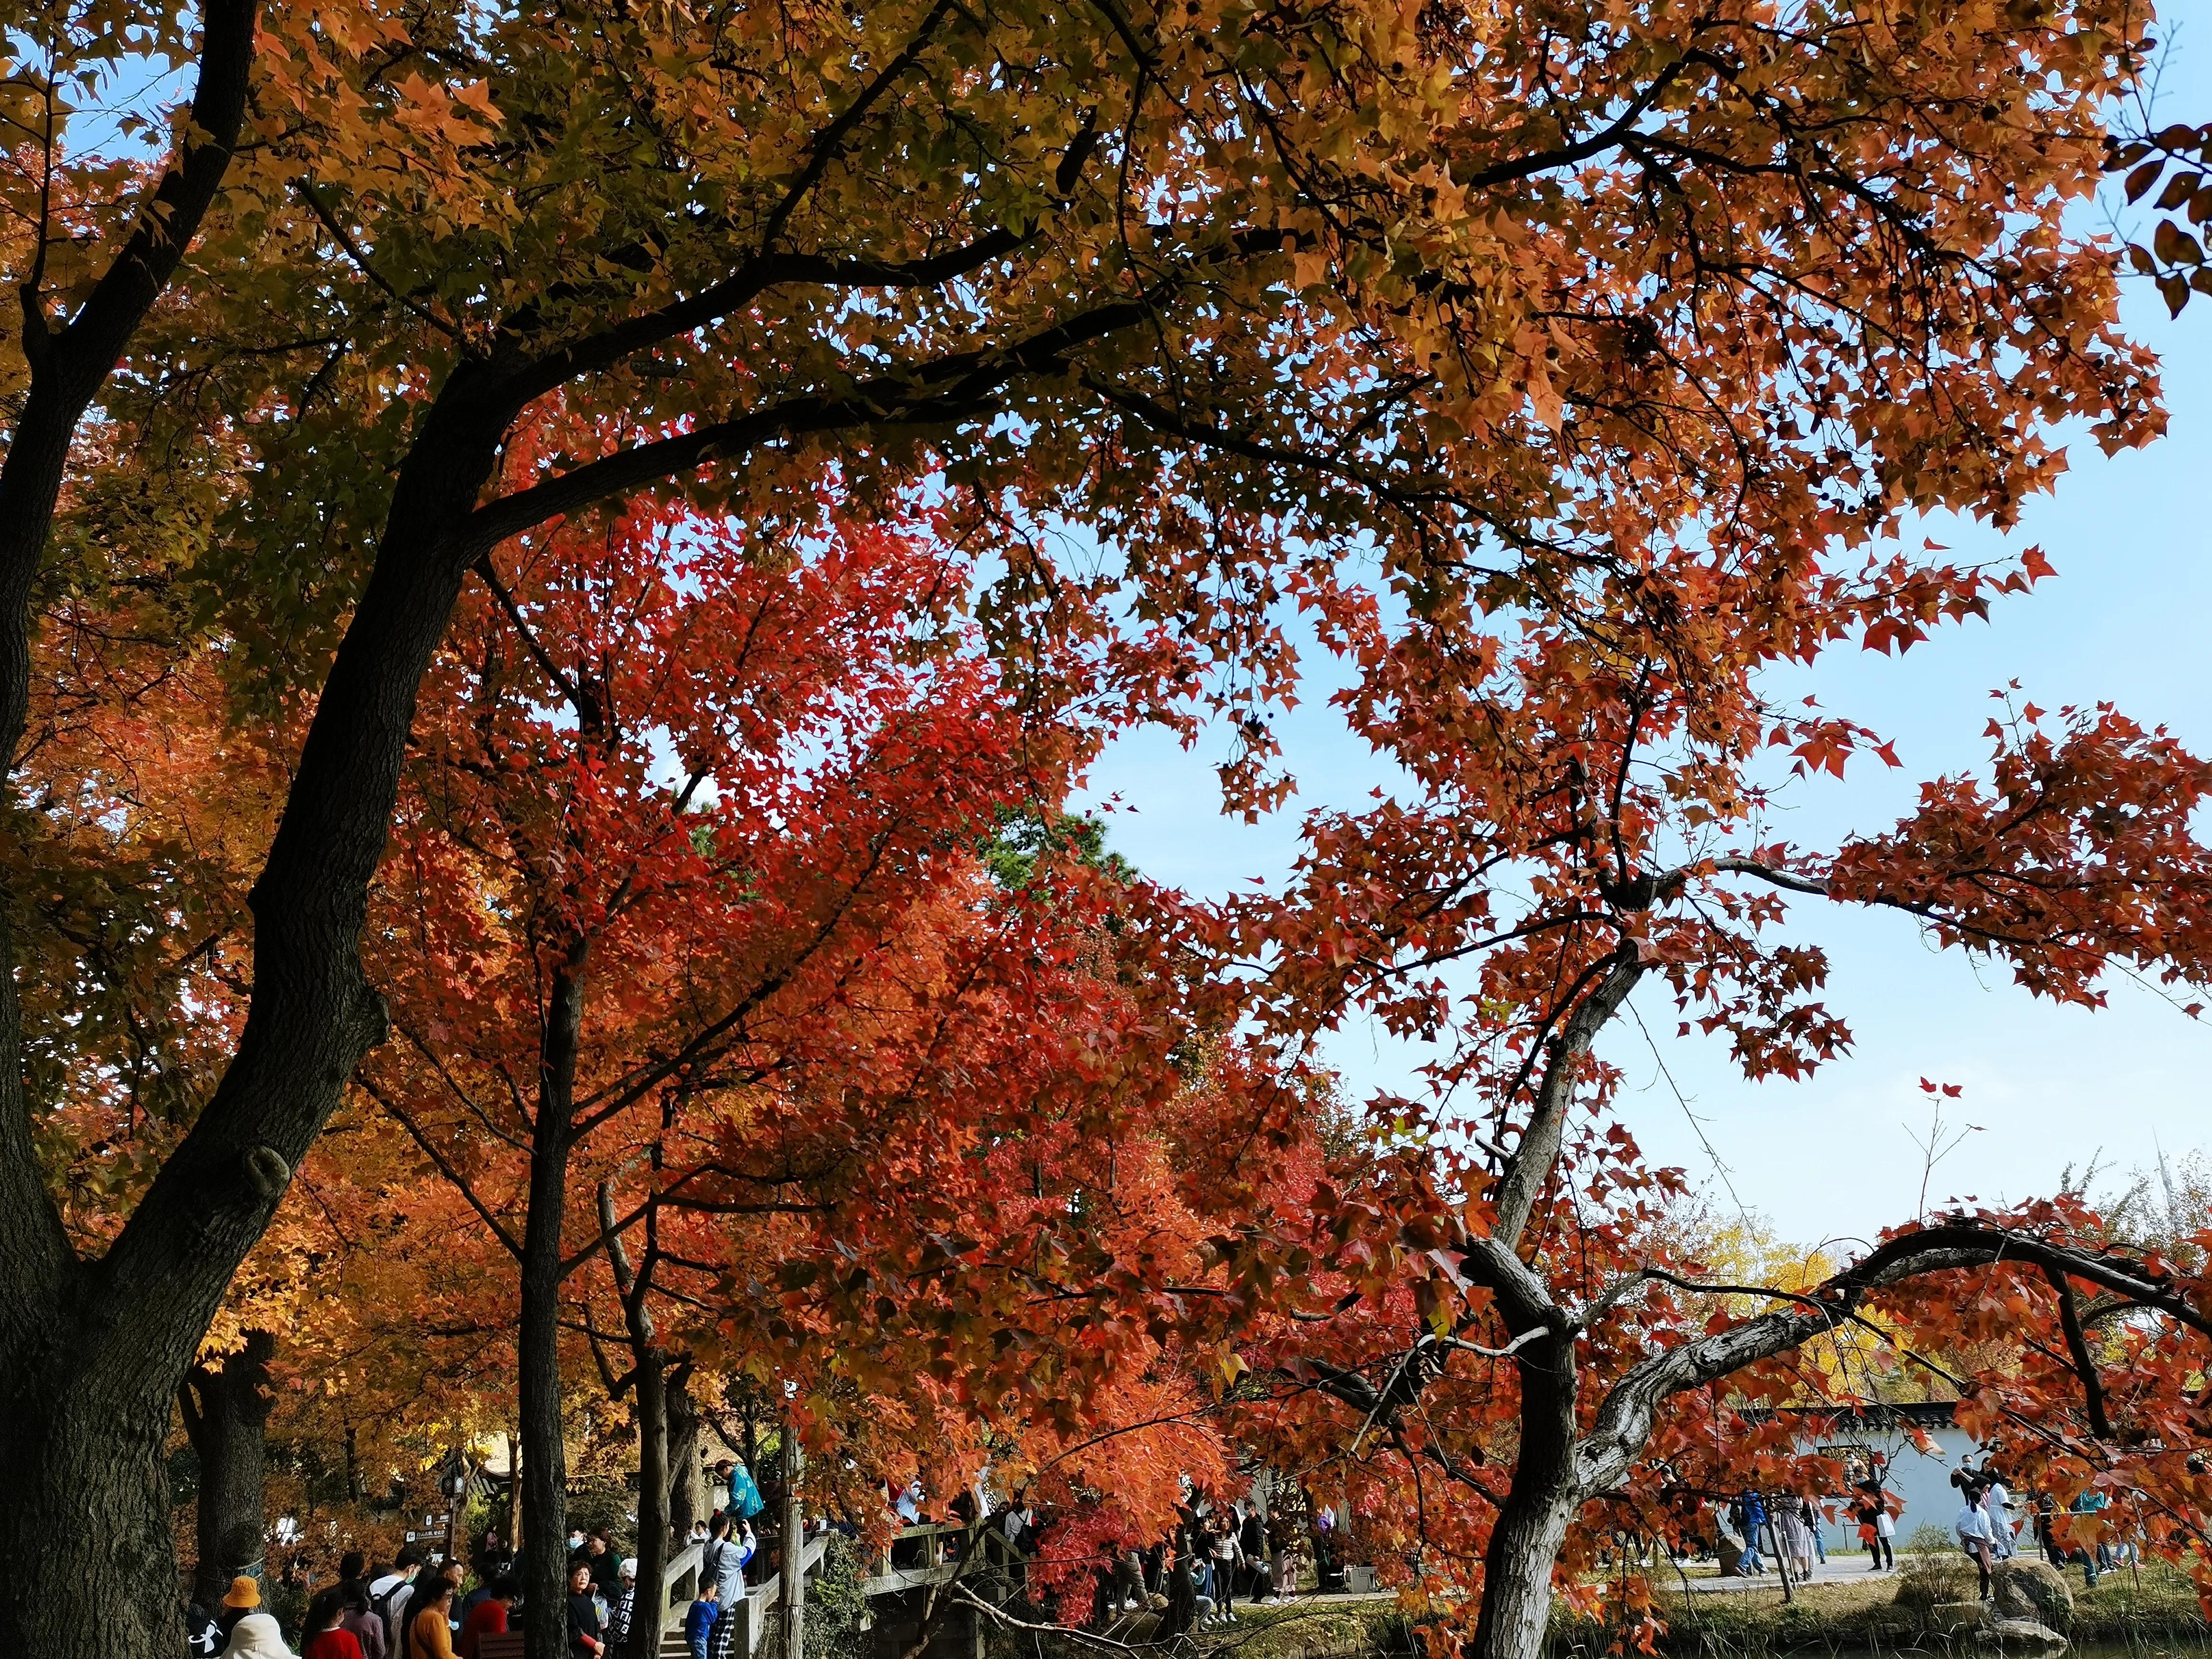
left=668, top=1375, right=707, bottom=1542
left=518, top=1129, right=574, bottom=1659
left=182, top=1331, right=278, bottom=1605
left=0, top=8, right=268, bottom=1656
left=1467, top=1330, right=1581, bottom=1659
left=0, top=416, right=485, bottom=1650
left=519, top=951, right=591, bottom=1659
left=0, top=1318, right=194, bottom=1654
left=1467, top=1472, right=1578, bottom=1659
left=507, top=1430, right=524, bottom=1553
left=627, top=1351, right=672, bottom=1659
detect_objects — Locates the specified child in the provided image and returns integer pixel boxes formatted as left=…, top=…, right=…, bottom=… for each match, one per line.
left=685, top=1583, right=720, bottom=1659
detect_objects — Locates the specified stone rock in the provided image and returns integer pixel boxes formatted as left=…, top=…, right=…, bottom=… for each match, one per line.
left=1990, top=1559, right=2076, bottom=1625
left=1928, top=1601, right=1986, bottom=1635
left=1977, top=1617, right=2068, bottom=1652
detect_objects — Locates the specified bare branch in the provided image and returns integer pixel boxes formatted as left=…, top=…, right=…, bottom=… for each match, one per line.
left=358, top=1077, right=524, bottom=1259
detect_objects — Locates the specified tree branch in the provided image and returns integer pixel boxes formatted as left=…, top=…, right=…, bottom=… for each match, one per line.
left=2045, top=1264, right=2114, bottom=1438
left=1572, top=1224, right=2212, bottom=1496
left=359, top=1077, right=524, bottom=1260
left=462, top=297, right=1153, bottom=557
left=1491, top=942, right=1646, bottom=1250
left=294, top=180, right=466, bottom=343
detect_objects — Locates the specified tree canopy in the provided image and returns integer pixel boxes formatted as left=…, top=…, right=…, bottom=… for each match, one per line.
left=0, top=0, right=2206, bottom=1657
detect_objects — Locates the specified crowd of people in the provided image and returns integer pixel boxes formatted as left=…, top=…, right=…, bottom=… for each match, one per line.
left=867, top=1473, right=1359, bottom=1638
left=194, top=1443, right=2162, bottom=1656
left=1958, top=1460, right=2134, bottom=1596
left=1718, top=1489, right=1835, bottom=1580
left=185, top=1537, right=528, bottom=1659
left=1709, top=1454, right=2139, bottom=1601
left=178, top=1450, right=786, bottom=1659
left=182, top=1444, right=1382, bottom=1659
left=1078, top=1490, right=1351, bottom=1637
left=1729, top=1491, right=1821, bottom=1579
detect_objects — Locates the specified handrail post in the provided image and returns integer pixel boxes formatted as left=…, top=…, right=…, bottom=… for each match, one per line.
left=779, top=1427, right=805, bottom=1659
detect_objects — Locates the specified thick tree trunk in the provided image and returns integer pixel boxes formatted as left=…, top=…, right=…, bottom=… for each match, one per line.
left=0, top=1318, right=193, bottom=1654
left=1467, top=1329, right=1581, bottom=1659
left=0, top=11, right=264, bottom=1656
left=182, top=1331, right=277, bottom=1605
left=668, top=1375, right=707, bottom=1542
left=0, top=420, right=499, bottom=1657
left=627, top=1351, right=672, bottom=1659
left=1469, top=1478, right=1579, bottom=1659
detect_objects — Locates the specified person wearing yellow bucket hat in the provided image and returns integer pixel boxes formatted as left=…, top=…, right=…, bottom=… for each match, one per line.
left=214, top=1577, right=261, bottom=1645
left=216, top=1575, right=301, bottom=1659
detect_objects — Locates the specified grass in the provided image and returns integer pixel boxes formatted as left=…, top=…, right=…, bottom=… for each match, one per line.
left=1201, top=1600, right=1417, bottom=1659
left=982, top=1588, right=1418, bottom=1659
left=1200, top=1563, right=2211, bottom=1659
left=987, top=1561, right=2208, bottom=1659
left=1602, top=1556, right=2212, bottom=1656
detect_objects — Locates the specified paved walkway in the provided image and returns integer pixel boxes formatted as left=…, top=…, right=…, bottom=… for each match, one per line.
left=1667, top=1555, right=1911, bottom=1596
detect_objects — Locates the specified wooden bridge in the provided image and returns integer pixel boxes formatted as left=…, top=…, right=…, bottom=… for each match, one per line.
left=629, top=1522, right=1010, bottom=1659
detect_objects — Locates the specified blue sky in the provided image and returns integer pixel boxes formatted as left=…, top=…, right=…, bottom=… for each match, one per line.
left=1078, top=65, right=2212, bottom=1249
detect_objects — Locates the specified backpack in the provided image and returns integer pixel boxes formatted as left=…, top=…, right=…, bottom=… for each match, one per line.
left=373, top=1580, right=413, bottom=1650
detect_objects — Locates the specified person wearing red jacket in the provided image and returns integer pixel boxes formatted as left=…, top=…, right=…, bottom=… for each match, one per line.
left=303, top=1590, right=367, bottom=1659
left=458, top=1578, right=517, bottom=1659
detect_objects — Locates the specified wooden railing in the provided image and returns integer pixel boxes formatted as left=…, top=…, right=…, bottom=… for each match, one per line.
left=861, top=1521, right=1019, bottom=1598
left=724, top=1530, right=831, bottom=1657
left=662, top=1539, right=705, bottom=1619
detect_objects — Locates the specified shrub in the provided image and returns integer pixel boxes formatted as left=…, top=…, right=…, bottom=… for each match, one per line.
left=805, top=1535, right=870, bottom=1659
left=1893, top=1527, right=1977, bottom=1612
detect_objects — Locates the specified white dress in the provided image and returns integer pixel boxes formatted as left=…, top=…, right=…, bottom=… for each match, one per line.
left=1775, top=1507, right=1813, bottom=1563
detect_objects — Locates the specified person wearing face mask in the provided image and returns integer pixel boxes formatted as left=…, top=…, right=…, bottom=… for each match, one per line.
left=369, top=1550, right=424, bottom=1655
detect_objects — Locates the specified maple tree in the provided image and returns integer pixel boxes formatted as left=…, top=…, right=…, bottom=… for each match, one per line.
left=1176, top=546, right=2212, bottom=1659
left=352, top=457, right=1281, bottom=1652
left=0, top=0, right=2186, bottom=1652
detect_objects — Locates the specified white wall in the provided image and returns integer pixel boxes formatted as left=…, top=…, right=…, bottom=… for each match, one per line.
left=1803, top=1420, right=1982, bottom=1554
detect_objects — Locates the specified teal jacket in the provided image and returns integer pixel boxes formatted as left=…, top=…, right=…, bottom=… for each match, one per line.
left=728, top=1465, right=765, bottom=1521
